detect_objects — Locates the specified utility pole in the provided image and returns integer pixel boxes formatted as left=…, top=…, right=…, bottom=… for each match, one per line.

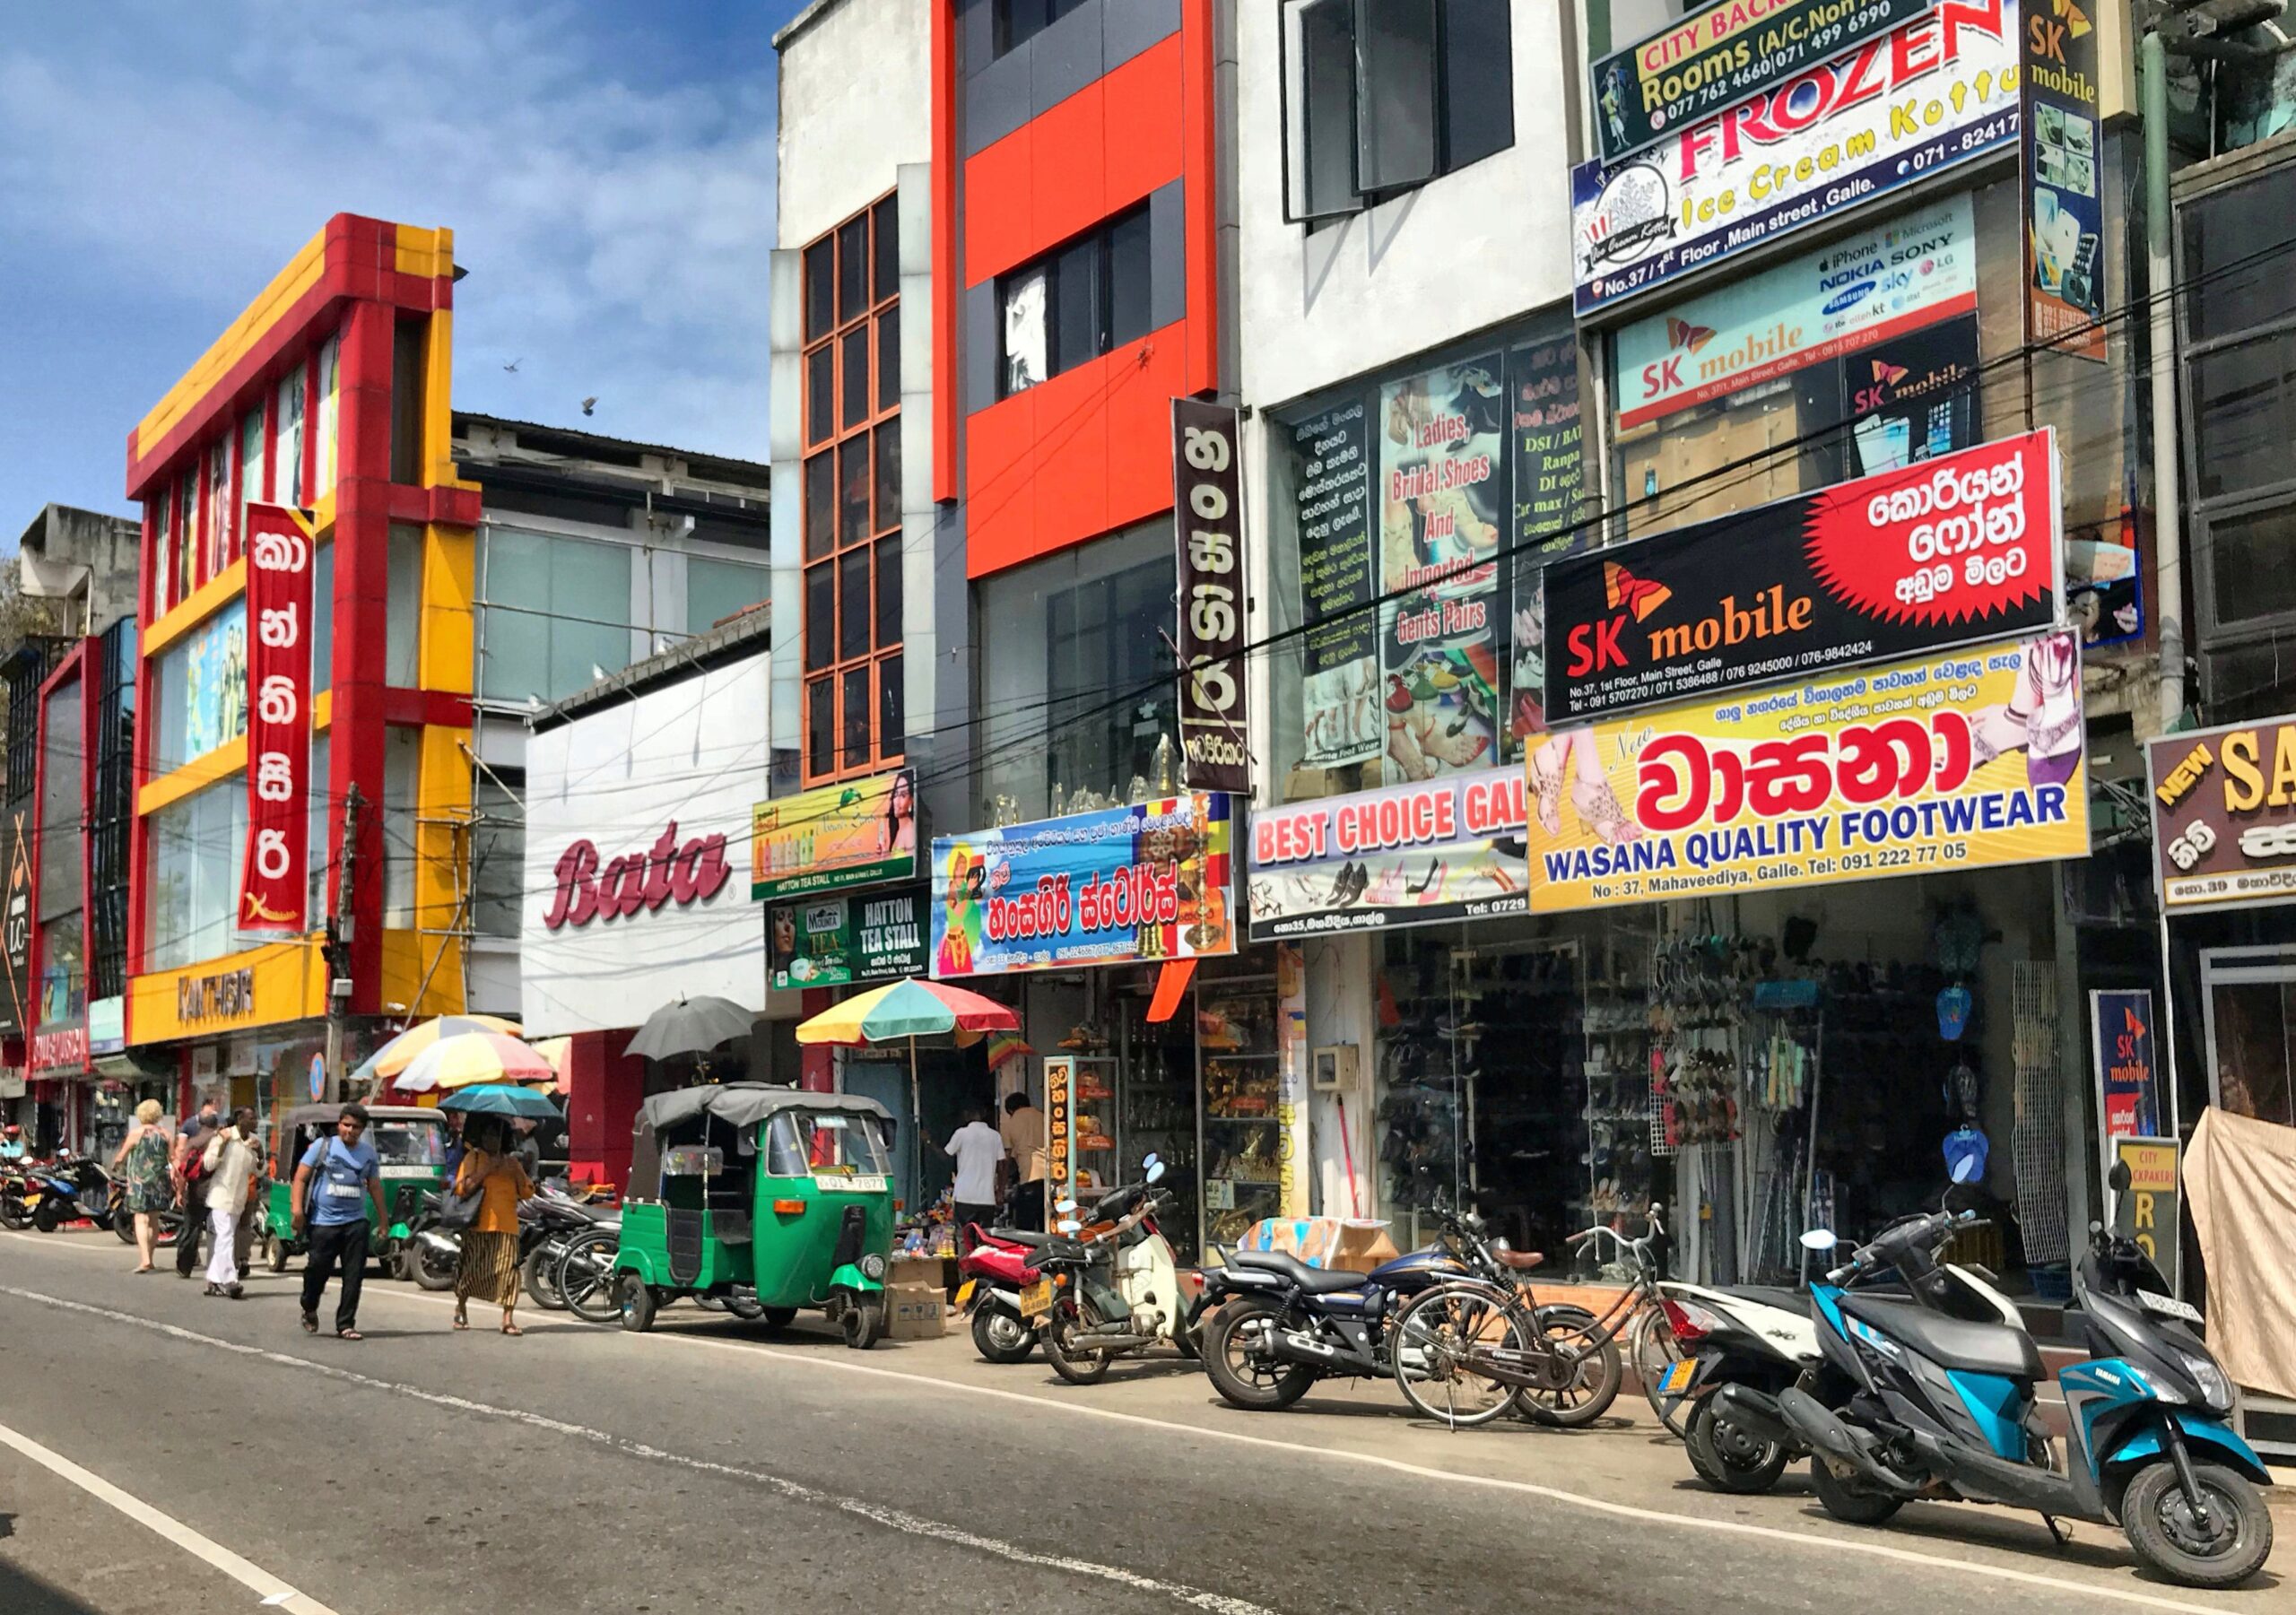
left=324, top=785, right=362, bottom=1102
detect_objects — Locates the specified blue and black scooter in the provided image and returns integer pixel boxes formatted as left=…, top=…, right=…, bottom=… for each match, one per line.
left=1780, top=1165, right=2274, bottom=1588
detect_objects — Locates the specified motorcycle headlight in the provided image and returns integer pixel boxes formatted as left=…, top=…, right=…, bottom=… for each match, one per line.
left=860, top=1253, right=887, bottom=1280
left=2177, top=1350, right=2234, bottom=1413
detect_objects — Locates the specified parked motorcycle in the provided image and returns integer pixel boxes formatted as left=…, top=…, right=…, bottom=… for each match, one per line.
left=0, top=1161, right=39, bottom=1230
left=1654, top=1283, right=1819, bottom=1492
left=403, top=1189, right=460, bottom=1289
left=957, top=1225, right=1047, bottom=1363
left=1022, top=1157, right=1204, bottom=1384
left=26, top=1157, right=116, bottom=1233
left=1779, top=1167, right=2274, bottom=1589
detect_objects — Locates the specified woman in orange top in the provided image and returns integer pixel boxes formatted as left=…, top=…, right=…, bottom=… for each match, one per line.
left=451, top=1118, right=536, bottom=1335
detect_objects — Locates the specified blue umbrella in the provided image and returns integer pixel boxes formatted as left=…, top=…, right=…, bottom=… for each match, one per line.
left=436, top=1083, right=561, bottom=1121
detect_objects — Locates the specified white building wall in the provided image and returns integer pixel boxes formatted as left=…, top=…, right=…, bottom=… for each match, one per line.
left=773, top=0, right=933, bottom=248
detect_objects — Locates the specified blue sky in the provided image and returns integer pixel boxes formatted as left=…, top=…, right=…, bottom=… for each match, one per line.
left=0, top=0, right=805, bottom=534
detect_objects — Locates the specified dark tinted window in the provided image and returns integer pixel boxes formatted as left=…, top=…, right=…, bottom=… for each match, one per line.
left=1440, top=0, right=1513, bottom=171
left=873, top=195, right=900, bottom=302
left=1053, top=235, right=1100, bottom=375
left=2194, top=330, right=2296, bottom=499
left=804, top=242, right=834, bottom=341
left=2184, top=168, right=2296, bottom=343
left=2209, top=502, right=2296, bottom=628
left=1108, top=207, right=1153, bottom=347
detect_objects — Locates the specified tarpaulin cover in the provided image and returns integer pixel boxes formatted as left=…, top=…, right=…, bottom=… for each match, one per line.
left=2185, top=1107, right=2296, bottom=1401
left=633, top=1082, right=891, bottom=1137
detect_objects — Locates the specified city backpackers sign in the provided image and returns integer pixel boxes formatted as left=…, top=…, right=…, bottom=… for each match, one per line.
left=1544, top=430, right=2058, bottom=722
left=1592, top=0, right=1938, bottom=164
left=1571, top=0, right=2021, bottom=314
left=2144, top=716, right=2296, bottom=911
left=1527, top=631, right=2090, bottom=912
left=1172, top=398, right=1249, bottom=794
left=1245, top=765, right=1528, bottom=941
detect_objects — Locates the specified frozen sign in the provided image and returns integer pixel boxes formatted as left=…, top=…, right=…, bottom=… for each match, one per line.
left=238, top=505, right=316, bottom=932
left=1571, top=0, right=2021, bottom=313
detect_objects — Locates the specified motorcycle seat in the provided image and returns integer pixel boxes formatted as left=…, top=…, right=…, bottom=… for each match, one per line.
left=1840, top=1294, right=2043, bottom=1381
left=1225, top=1249, right=1366, bottom=1295
left=986, top=1228, right=1050, bottom=1247
left=1720, top=1285, right=1810, bottom=1315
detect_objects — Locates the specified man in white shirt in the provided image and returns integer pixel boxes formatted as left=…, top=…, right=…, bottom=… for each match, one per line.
left=944, top=1106, right=1007, bottom=1233
left=199, top=1107, right=263, bottom=1299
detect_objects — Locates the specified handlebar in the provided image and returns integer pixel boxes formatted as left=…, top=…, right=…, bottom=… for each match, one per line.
left=1825, top=1209, right=1985, bottom=1286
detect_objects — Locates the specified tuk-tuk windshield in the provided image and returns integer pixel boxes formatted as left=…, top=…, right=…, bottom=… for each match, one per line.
left=764, top=1110, right=893, bottom=1177
left=369, top=1119, right=448, bottom=1168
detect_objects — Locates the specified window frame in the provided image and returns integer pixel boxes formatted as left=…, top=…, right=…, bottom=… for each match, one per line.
left=996, top=202, right=1154, bottom=399
left=799, top=192, right=905, bottom=786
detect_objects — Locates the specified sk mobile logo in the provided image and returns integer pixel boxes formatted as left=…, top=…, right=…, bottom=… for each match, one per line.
left=1639, top=317, right=1716, bottom=395
left=1852, top=357, right=1911, bottom=412
left=1564, top=563, right=1673, bottom=676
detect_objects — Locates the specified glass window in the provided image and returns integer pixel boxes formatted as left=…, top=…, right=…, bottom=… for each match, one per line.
left=804, top=241, right=834, bottom=342
left=2183, top=166, right=2296, bottom=344
left=2207, top=502, right=2296, bottom=630
left=142, top=776, right=250, bottom=973
left=370, top=1118, right=448, bottom=1167
left=1002, top=267, right=1048, bottom=395
left=1357, top=0, right=1438, bottom=193
left=876, top=308, right=900, bottom=411
left=1052, top=235, right=1100, bottom=375
left=840, top=665, right=871, bottom=768
left=386, top=524, right=423, bottom=688
left=152, top=488, right=173, bottom=615
left=38, top=678, right=83, bottom=920
left=2193, top=329, right=2296, bottom=500
left=206, top=438, right=231, bottom=579
left=838, top=216, right=868, bottom=325
left=38, top=911, right=83, bottom=1028
left=874, top=419, right=900, bottom=530
left=804, top=452, right=835, bottom=560
left=391, top=319, right=424, bottom=486
left=1108, top=209, right=1152, bottom=349
left=310, top=543, right=334, bottom=695
left=807, top=346, right=834, bottom=444
left=177, top=468, right=197, bottom=603
left=841, top=326, right=871, bottom=429
left=805, top=564, right=834, bottom=673
left=382, top=725, right=420, bottom=929
left=1000, top=206, right=1152, bottom=395
left=276, top=363, right=306, bottom=508
left=686, top=554, right=767, bottom=633
left=307, top=732, right=331, bottom=923
left=1440, top=0, right=1513, bottom=171
left=477, top=527, right=635, bottom=704
left=314, top=330, right=343, bottom=499
left=995, top=0, right=1086, bottom=56
left=839, top=548, right=871, bottom=661
left=873, top=195, right=900, bottom=302
left=874, top=536, right=902, bottom=648
left=152, top=601, right=249, bottom=774
left=878, top=654, right=905, bottom=756
left=839, top=437, right=872, bottom=545
left=472, top=766, right=523, bottom=939
left=239, top=408, right=267, bottom=525
left=807, top=677, right=834, bottom=777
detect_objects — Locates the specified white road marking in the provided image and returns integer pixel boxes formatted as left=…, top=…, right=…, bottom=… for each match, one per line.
left=0, top=1281, right=1278, bottom=1615
left=0, top=1415, right=337, bottom=1615
left=0, top=1234, right=2250, bottom=1614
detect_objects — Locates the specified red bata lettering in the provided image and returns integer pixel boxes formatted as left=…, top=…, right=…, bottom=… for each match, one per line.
left=544, top=821, right=730, bottom=930
left=1635, top=711, right=1976, bottom=831
left=985, top=875, right=1074, bottom=943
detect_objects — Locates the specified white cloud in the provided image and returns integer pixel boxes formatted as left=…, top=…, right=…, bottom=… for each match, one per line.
left=0, top=0, right=782, bottom=464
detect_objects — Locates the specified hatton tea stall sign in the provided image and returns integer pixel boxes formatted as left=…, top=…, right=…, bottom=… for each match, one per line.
left=1172, top=398, right=1249, bottom=794
left=769, top=887, right=929, bottom=989
left=1544, top=430, right=2058, bottom=723
left=930, top=795, right=1237, bottom=977
left=238, top=504, right=317, bottom=932
left=1528, top=631, right=2090, bottom=913
left=1245, top=765, right=1529, bottom=941
left=2145, top=716, right=2296, bottom=911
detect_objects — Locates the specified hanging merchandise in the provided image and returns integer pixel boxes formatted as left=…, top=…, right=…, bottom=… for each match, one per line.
left=1933, top=904, right=1987, bottom=977
left=1944, top=1125, right=1991, bottom=1185
left=1946, top=1055, right=1982, bottom=1123
left=1935, top=983, right=1974, bottom=1041
left=2011, top=959, right=2068, bottom=1265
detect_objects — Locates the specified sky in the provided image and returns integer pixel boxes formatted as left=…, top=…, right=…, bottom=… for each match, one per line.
left=0, top=0, right=807, bottom=535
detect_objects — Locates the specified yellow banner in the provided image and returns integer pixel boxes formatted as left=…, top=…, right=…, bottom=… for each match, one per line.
left=1526, top=632, right=2089, bottom=913
left=750, top=768, right=918, bottom=902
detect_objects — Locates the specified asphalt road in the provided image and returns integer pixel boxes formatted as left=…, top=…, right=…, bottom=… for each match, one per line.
left=0, top=1229, right=2283, bottom=1615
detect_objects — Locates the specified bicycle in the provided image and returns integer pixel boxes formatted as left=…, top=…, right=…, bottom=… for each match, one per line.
left=1558, top=1220, right=1692, bottom=1440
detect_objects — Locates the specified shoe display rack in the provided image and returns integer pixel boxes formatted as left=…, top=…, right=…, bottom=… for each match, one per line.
left=1578, top=932, right=1657, bottom=1240
left=1199, top=971, right=1283, bottom=1252
left=1111, top=999, right=1201, bottom=1264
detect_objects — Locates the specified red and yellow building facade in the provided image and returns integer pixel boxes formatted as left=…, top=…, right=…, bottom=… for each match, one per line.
left=124, top=214, right=480, bottom=1092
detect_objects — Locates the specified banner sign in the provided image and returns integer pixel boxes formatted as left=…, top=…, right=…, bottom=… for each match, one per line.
left=1173, top=399, right=1249, bottom=794
left=769, top=886, right=929, bottom=990
left=1044, top=1055, right=1075, bottom=1201
left=2144, top=716, right=2296, bottom=911
left=2022, top=0, right=2106, bottom=360
left=2090, top=988, right=2161, bottom=1171
left=1507, top=334, right=1588, bottom=743
left=1246, top=766, right=1528, bottom=940
left=1592, top=0, right=1940, bottom=164
left=930, top=794, right=1237, bottom=977
left=1570, top=0, right=2021, bottom=315
left=1843, top=314, right=1985, bottom=475
left=1292, top=400, right=1380, bottom=770
left=237, top=504, right=315, bottom=932
left=750, top=768, right=918, bottom=902
left=30, top=1025, right=87, bottom=1077
left=1613, top=192, right=1977, bottom=430
left=2113, top=1137, right=2181, bottom=1294
left=1527, top=631, right=2089, bottom=913
left=1544, top=430, right=2058, bottom=723
left=2, top=812, right=29, bottom=1036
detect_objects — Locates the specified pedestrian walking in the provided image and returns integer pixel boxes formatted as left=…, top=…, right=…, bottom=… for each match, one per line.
left=998, top=1091, right=1048, bottom=1231
left=450, top=1117, right=535, bottom=1335
left=944, top=1105, right=1005, bottom=1232
left=291, top=1103, right=387, bottom=1340
left=199, top=1108, right=261, bottom=1298
left=172, top=1099, right=220, bottom=1278
left=111, top=1099, right=174, bottom=1272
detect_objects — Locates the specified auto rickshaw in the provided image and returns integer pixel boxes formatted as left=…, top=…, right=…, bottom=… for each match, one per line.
left=614, top=1083, right=896, bottom=1347
left=255, top=1104, right=451, bottom=1273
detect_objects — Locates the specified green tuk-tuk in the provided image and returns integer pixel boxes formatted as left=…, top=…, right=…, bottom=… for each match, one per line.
left=614, top=1084, right=897, bottom=1347
left=256, top=1104, right=451, bottom=1273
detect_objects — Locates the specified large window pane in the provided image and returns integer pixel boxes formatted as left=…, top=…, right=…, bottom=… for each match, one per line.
left=807, top=346, right=834, bottom=444
left=804, top=241, right=834, bottom=341
left=873, top=195, right=900, bottom=302
left=838, top=217, right=868, bottom=325
left=804, top=451, right=835, bottom=560
left=1439, top=0, right=1513, bottom=171
left=478, top=527, right=634, bottom=704
left=142, top=777, right=249, bottom=974
left=310, top=543, right=334, bottom=695
left=1293, top=0, right=1363, bottom=220
left=807, top=677, right=834, bottom=777
left=841, top=326, right=871, bottom=428
left=307, top=732, right=331, bottom=923
left=152, top=600, right=248, bottom=774
left=316, top=329, right=343, bottom=499
left=1003, top=268, right=1048, bottom=395
left=2208, top=502, right=2296, bottom=629
left=386, top=523, right=423, bottom=688
left=841, top=665, right=872, bottom=768
left=239, top=409, right=266, bottom=525
left=687, top=554, right=768, bottom=634
left=840, top=437, right=872, bottom=546
left=2193, top=331, right=2296, bottom=500
left=473, top=766, right=523, bottom=939
left=839, top=547, right=871, bottom=661
left=1108, top=208, right=1152, bottom=348
left=874, top=536, right=902, bottom=648
left=1357, top=0, right=1439, bottom=193
left=878, top=653, right=905, bottom=756
left=2184, top=168, right=2296, bottom=343
left=1052, top=235, right=1100, bottom=375
left=276, top=363, right=306, bottom=508
left=548, top=534, right=633, bottom=699
left=382, top=725, right=419, bottom=929
left=876, top=308, right=900, bottom=410
left=805, top=562, right=834, bottom=673
left=874, top=420, right=900, bottom=531
left=38, top=679, right=82, bottom=919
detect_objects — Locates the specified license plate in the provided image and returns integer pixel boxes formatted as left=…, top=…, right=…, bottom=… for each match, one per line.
left=1020, top=1280, right=1054, bottom=1319
left=954, top=1279, right=977, bottom=1309
left=2138, top=1289, right=2203, bottom=1324
left=1657, top=1358, right=1697, bottom=1397
left=817, top=1174, right=888, bottom=1193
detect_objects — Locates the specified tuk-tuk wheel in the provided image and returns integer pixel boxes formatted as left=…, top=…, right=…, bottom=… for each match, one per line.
left=266, top=1235, right=289, bottom=1273
left=618, top=1274, right=658, bottom=1333
left=762, top=1307, right=798, bottom=1331
left=839, top=1295, right=885, bottom=1350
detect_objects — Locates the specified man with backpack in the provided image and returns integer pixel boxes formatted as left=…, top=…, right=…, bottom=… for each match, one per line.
left=172, top=1100, right=220, bottom=1279
left=291, top=1104, right=388, bottom=1341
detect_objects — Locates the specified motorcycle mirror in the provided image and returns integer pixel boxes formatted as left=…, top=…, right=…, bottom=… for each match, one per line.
left=1143, top=1151, right=1161, bottom=1171
left=1055, top=1198, right=1078, bottom=1216
left=1798, top=1228, right=1839, bottom=1252
left=1145, top=1160, right=1166, bottom=1185
left=2108, top=1159, right=2132, bottom=1193
left=1057, top=1219, right=1082, bottom=1235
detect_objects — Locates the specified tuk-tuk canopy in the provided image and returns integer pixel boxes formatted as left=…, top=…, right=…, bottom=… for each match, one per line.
left=278, top=1104, right=444, bottom=1134
left=632, top=1082, right=891, bottom=1138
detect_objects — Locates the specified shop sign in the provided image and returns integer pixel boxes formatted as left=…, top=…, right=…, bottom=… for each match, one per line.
left=1842, top=315, right=1984, bottom=476
left=1527, top=630, right=2089, bottom=913
left=1613, top=192, right=1976, bottom=429
left=750, top=768, right=919, bottom=902
left=1544, top=429, right=2059, bottom=723
left=768, top=886, right=929, bottom=990
left=2144, top=716, right=2296, bottom=912
left=2090, top=988, right=2161, bottom=1168
left=929, top=794, right=1238, bottom=977
left=1506, top=334, right=1588, bottom=743
left=178, top=966, right=257, bottom=1025
left=180, top=600, right=249, bottom=762
left=1171, top=398, right=1249, bottom=794
left=1044, top=1055, right=1074, bottom=1198
left=542, top=821, right=730, bottom=930
left=238, top=504, right=315, bottom=932
left=2113, top=1137, right=2181, bottom=1294
left=2067, top=509, right=2144, bottom=650
left=31, top=1026, right=87, bottom=1076
left=1570, top=0, right=2022, bottom=315
left=1245, top=766, right=1528, bottom=941
left=1291, top=398, right=1380, bottom=768
left=2022, top=0, right=2106, bottom=360
left=2, top=811, right=30, bottom=1034
left=1592, top=0, right=1940, bottom=164
left=86, top=995, right=124, bottom=1056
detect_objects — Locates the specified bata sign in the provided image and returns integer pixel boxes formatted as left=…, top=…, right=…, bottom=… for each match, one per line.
left=1571, top=0, right=2022, bottom=313
left=541, top=822, right=731, bottom=931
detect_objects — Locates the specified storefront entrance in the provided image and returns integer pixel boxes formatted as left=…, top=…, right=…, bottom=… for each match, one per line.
left=2198, top=945, right=2296, bottom=1126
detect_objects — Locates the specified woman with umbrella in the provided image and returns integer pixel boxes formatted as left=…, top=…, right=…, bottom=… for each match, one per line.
left=450, top=1112, right=536, bottom=1334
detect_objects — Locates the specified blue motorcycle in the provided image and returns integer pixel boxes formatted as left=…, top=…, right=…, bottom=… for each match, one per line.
left=25, top=1155, right=117, bottom=1234
left=1780, top=1164, right=2274, bottom=1589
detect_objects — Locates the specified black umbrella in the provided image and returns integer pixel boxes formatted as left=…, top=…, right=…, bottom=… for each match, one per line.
left=622, top=995, right=756, bottom=1067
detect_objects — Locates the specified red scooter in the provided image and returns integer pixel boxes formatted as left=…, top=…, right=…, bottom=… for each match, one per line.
left=956, top=1224, right=1048, bottom=1363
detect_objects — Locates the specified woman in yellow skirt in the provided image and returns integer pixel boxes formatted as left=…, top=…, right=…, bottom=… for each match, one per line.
left=452, top=1118, right=536, bottom=1335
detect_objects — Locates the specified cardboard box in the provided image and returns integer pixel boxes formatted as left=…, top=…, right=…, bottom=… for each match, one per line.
left=884, top=1284, right=946, bottom=1340
left=1233, top=1217, right=1399, bottom=1273
left=888, top=1255, right=944, bottom=1291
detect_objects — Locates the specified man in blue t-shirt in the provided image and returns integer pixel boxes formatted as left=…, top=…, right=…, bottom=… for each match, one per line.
left=291, top=1103, right=387, bottom=1340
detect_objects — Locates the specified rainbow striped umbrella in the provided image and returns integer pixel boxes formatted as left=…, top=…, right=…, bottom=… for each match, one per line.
left=354, top=1014, right=524, bottom=1086
left=393, top=1032, right=556, bottom=1094
left=796, top=978, right=1018, bottom=1193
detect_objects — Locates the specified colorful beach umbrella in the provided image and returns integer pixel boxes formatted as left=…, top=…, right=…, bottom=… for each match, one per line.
left=796, top=979, right=1019, bottom=1195
left=984, top=1030, right=1035, bottom=1072
left=394, top=1031, right=556, bottom=1094
left=354, top=1014, right=524, bottom=1085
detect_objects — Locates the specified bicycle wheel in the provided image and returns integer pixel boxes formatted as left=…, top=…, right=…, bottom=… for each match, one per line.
left=1514, top=1303, right=1623, bottom=1428
left=1631, top=1306, right=1692, bottom=1439
left=1391, top=1283, right=1535, bottom=1429
left=558, top=1229, right=624, bottom=1324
